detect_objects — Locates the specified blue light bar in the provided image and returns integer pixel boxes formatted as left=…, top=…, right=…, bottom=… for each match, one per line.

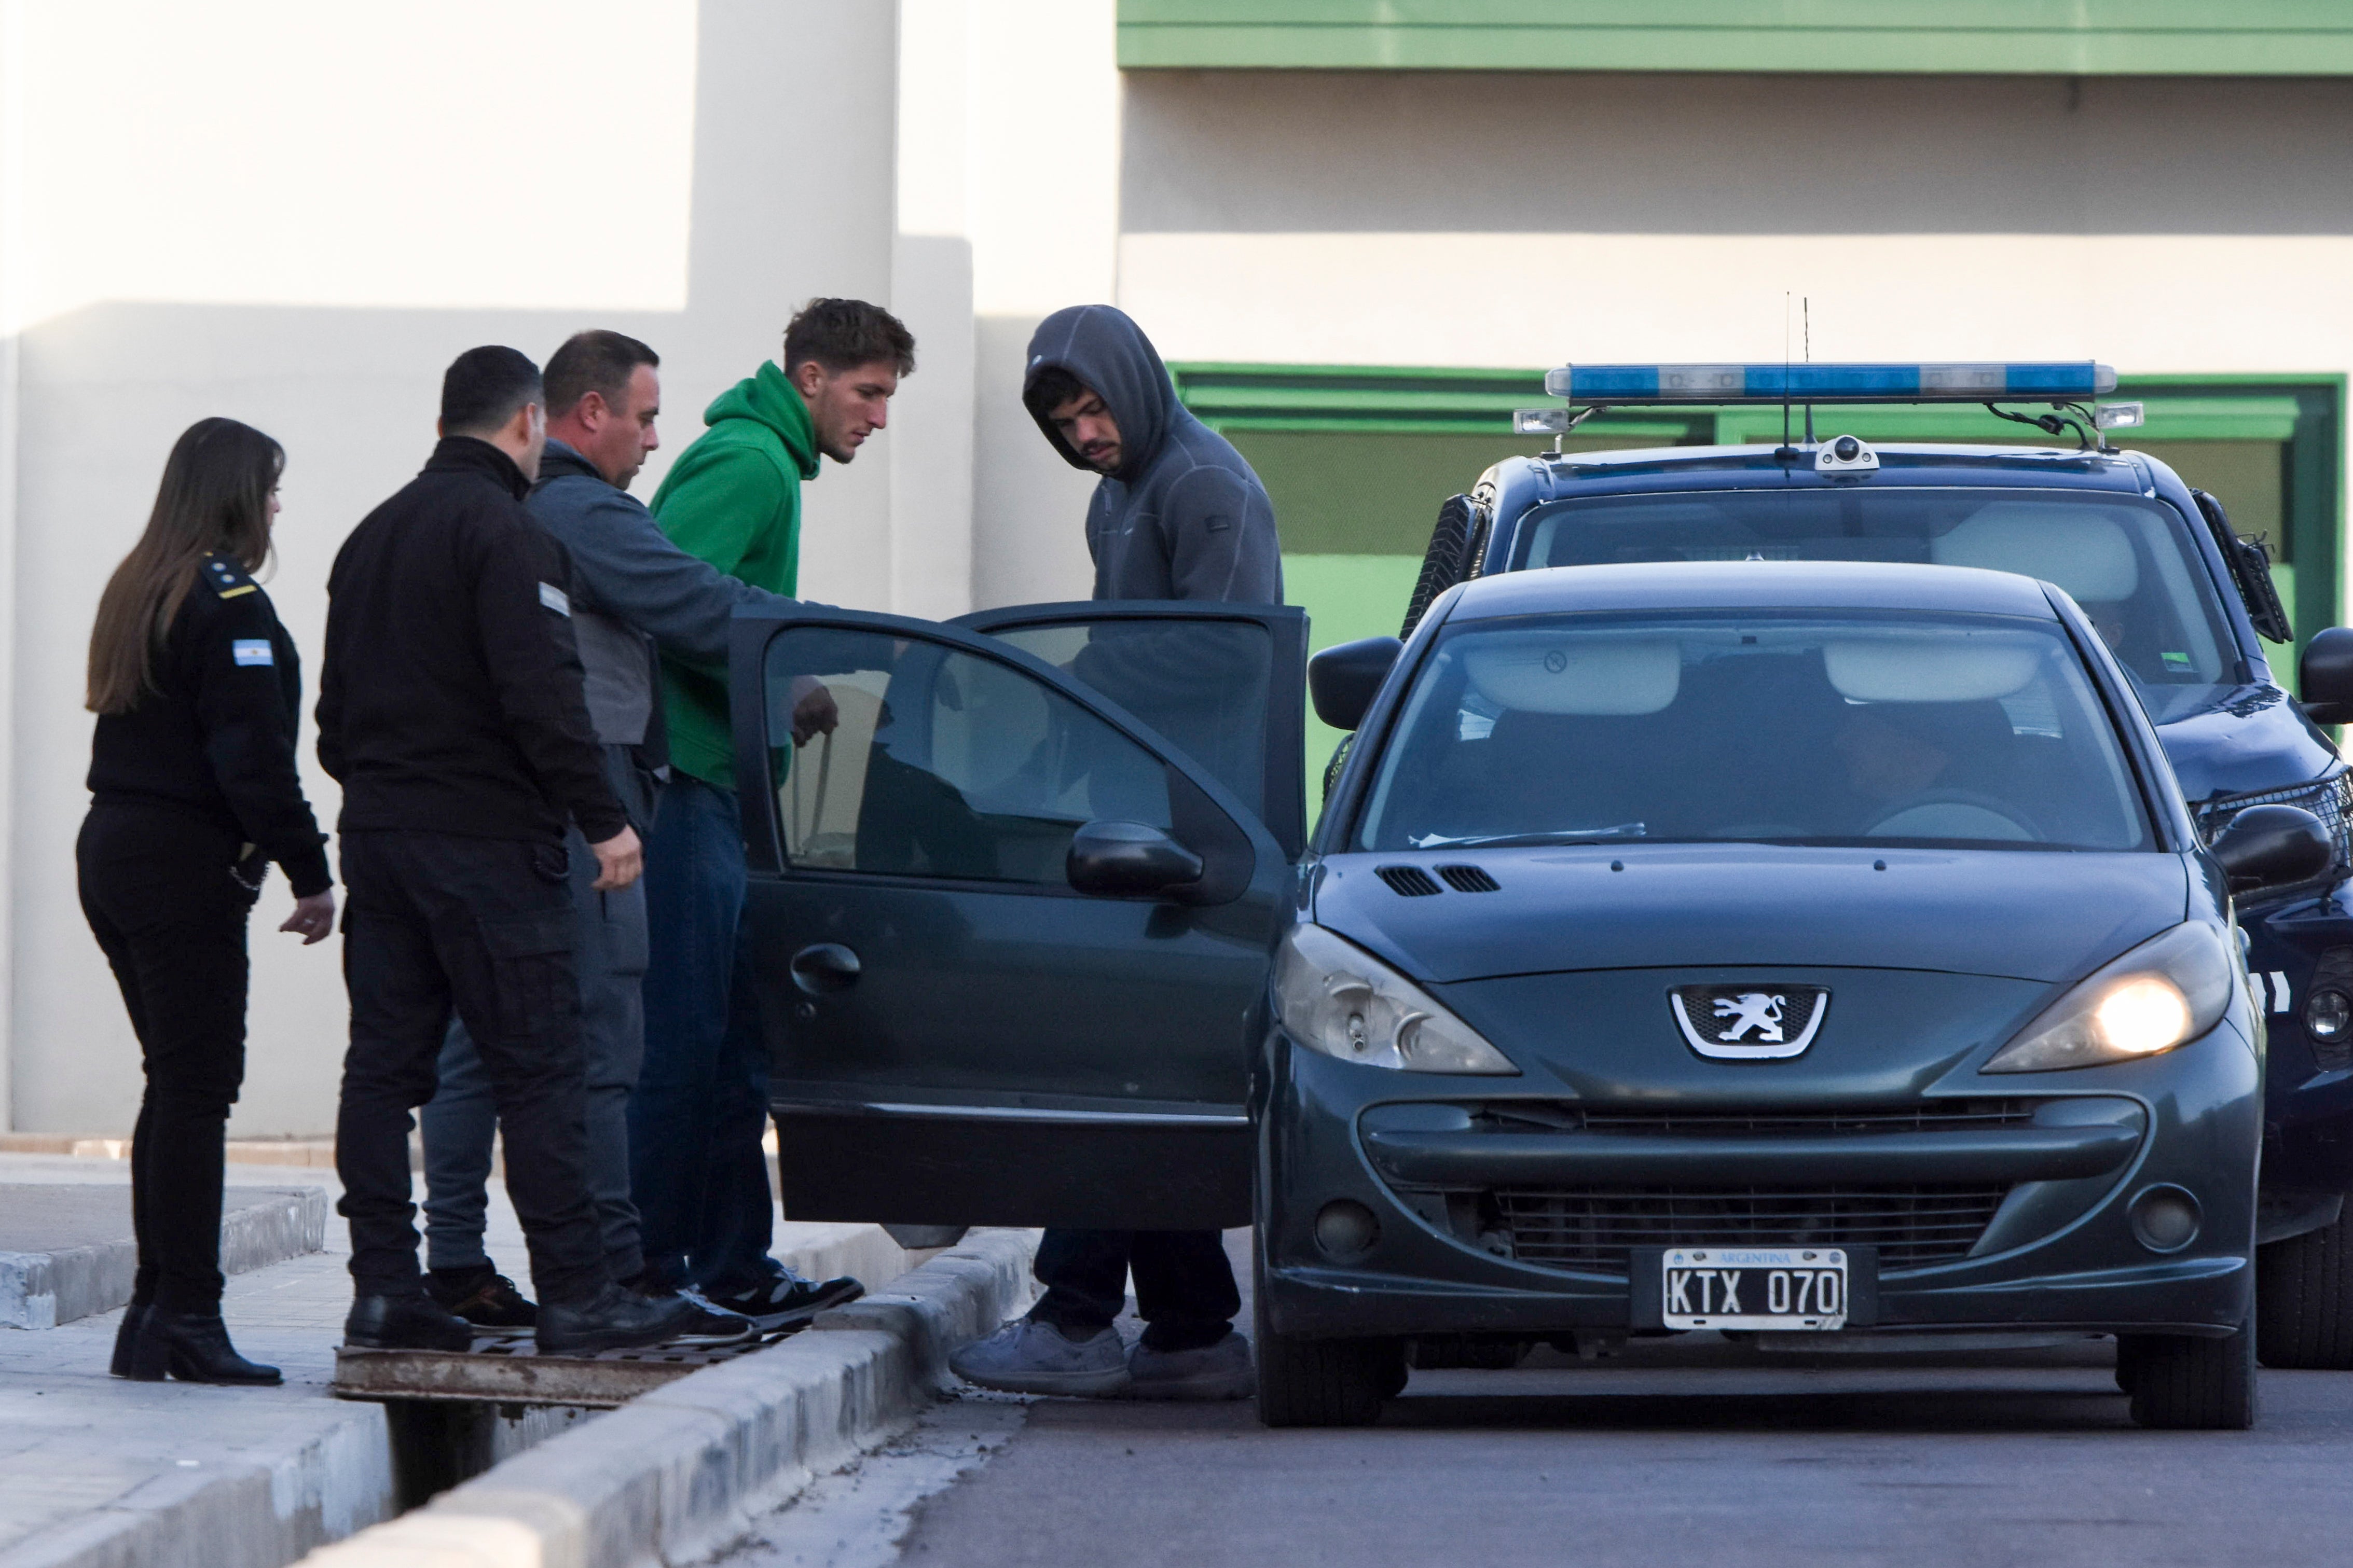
left=1543, top=362, right=2116, bottom=405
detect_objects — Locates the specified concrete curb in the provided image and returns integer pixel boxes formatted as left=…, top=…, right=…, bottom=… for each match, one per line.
left=297, top=1229, right=1036, bottom=1568
left=0, top=1396, right=396, bottom=1568
left=0, top=1186, right=330, bottom=1330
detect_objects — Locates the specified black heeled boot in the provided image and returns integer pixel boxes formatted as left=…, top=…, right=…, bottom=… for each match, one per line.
left=125, top=1309, right=281, bottom=1385
left=109, top=1303, right=150, bottom=1378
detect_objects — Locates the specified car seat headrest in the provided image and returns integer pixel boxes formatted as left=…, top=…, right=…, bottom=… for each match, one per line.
left=1930, top=505, right=2139, bottom=603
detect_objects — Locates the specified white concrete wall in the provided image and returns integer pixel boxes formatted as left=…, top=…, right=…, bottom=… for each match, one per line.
left=4, top=0, right=901, bottom=1134
left=1115, top=70, right=2353, bottom=605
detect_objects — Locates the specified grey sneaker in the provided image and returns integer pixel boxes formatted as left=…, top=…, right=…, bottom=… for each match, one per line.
left=950, top=1319, right=1131, bottom=1397
left=1127, top=1331, right=1254, bottom=1401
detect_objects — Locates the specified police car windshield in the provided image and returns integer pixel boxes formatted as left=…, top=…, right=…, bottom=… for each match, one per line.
left=1354, top=610, right=2153, bottom=854
left=1512, top=488, right=2242, bottom=725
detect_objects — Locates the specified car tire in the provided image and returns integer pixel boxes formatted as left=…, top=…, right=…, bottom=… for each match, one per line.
left=2256, top=1214, right=2353, bottom=1368
left=1399, top=494, right=1475, bottom=640
left=2119, top=1319, right=2258, bottom=1430
left=1253, top=1250, right=1400, bottom=1427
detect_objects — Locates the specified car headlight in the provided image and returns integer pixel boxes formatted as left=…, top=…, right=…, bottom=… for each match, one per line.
left=1272, top=923, right=1519, bottom=1075
left=1983, top=922, right=2237, bottom=1074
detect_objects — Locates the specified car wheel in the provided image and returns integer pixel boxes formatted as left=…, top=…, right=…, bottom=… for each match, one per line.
left=2256, top=1213, right=2353, bottom=1368
left=1399, top=494, right=1475, bottom=640
left=1253, top=1248, right=1400, bottom=1427
left=2119, top=1318, right=2258, bottom=1430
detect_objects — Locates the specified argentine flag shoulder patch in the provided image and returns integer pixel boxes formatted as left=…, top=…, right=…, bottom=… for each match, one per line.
left=231, top=640, right=274, bottom=667
left=539, top=581, right=571, bottom=617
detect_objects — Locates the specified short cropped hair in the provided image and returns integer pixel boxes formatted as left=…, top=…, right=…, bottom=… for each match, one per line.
left=441, top=345, right=543, bottom=436
left=1023, top=366, right=1093, bottom=419
left=544, top=331, right=659, bottom=419
left=782, top=299, right=916, bottom=378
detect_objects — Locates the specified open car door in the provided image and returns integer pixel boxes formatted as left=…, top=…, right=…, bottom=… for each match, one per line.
left=728, top=603, right=1306, bottom=1229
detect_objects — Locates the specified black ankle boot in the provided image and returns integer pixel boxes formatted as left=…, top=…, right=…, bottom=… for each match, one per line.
left=111, top=1303, right=150, bottom=1378
left=126, top=1309, right=281, bottom=1385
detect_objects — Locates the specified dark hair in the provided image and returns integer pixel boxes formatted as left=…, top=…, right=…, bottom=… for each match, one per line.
left=1024, top=366, right=1093, bottom=419
left=782, top=298, right=916, bottom=377
left=545, top=330, right=659, bottom=419
left=88, top=419, right=284, bottom=715
left=440, top=345, right=543, bottom=436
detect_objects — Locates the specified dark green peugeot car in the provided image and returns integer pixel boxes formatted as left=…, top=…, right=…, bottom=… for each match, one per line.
left=731, top=559, right=2328, bottom=1432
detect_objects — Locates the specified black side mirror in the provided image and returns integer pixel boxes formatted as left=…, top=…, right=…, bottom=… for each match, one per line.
left=1308, top=636, right=1403, bottom=731
left=1067, top=820, right=1204, bottom=898
left=2210, top=804, right=2335, bottom=893
left=2302, top=628, right=2353, bottom=725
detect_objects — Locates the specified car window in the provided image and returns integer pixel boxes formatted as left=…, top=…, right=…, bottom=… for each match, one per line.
left=1355, top=610, right=2153, bottom=853
left=985, top=619, right=1274, bottom=826
left=1513, top=489, right=2241, bottom=724
left=764, top=627, right=1171, bottom=883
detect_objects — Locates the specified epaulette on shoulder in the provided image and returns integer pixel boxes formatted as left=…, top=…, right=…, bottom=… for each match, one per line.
left=200, top=554, right=258, bottom=600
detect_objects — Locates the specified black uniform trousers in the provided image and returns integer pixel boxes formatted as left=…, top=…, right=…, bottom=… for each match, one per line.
left=335, top=830, right=605, bottom=1305
left=77, top=804, right=257, bottom=1315
left=1027, top=1228, right=1240, bottom=1352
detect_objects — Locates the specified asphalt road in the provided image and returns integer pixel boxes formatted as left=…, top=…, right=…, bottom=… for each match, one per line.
left=725, top=1233, right=2353, bottom=1568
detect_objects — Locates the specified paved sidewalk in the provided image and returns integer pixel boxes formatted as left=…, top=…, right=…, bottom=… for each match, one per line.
left=0, top=1151, right=919, bottom=1568
left=0, top=1156, right=396, bottom=1568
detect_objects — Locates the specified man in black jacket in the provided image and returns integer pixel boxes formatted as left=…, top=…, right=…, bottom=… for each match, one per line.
left=320, top=345, right=695, bottom=1354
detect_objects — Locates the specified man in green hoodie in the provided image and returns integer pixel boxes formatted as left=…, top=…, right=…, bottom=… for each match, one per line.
left=629, top=299, right=915, bottom=1328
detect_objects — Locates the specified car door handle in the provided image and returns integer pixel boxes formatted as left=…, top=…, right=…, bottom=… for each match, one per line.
left=790, top=942, right=861, bottom=995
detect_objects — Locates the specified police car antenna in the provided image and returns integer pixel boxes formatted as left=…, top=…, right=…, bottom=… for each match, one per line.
left=1802, top=298, right=1816, bottom=447
left=1775, top=293, right=1795, bottom=460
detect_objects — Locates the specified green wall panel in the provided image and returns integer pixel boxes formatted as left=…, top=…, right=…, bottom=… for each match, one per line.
left=1121, top=1, right=2353, bottom=76
left=1285, top=553, right=1424, bottom=825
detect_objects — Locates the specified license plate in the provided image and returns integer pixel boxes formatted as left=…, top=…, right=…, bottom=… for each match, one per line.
left=1662, top=1247, right=1847, bottom=1330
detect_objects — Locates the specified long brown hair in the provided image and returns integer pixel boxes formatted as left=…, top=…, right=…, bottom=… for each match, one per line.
left=86, top=419, right=284, bottom=715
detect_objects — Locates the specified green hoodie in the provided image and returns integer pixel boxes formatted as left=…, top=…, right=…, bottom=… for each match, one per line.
left=648, top=361, right=821, bottom=790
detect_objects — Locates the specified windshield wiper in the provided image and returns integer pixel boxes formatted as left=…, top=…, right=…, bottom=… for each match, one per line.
left=1409, top=824, right=1647, bottom=849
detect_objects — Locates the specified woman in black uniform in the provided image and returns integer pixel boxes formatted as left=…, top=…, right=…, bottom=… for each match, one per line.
left=80, top=418, right=336, bottom=1385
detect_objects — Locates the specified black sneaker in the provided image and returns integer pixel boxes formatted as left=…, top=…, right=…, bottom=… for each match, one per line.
left=345, top=1292, right=475, bottom=1351
left=536, top=1282, right=703, bottom=1356
left=662, top=1290, right=760, bottom=1345
left=426, top=1266, right=538, bottom=1327
left=701, top=1272, right=864, bottom=1334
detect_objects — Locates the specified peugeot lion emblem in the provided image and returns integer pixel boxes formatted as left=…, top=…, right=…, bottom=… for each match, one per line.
left=1670, top=983, right=1829, bottom=1060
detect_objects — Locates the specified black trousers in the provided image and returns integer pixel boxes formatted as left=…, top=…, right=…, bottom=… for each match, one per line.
left=1027, top=1228, right=1240, bottom=1352
left=335, top=830, right=605, bottom=1305
left=77, top=804, right=256, bottom=1315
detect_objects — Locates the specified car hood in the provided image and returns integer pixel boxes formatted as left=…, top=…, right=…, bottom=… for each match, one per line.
left=2154, top=682, right=2340, bottom=803
left=1311, top=844, right=2190, bottom=986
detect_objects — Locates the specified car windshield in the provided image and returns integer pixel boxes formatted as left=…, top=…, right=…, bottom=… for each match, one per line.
left=1512, top=488, right=2243, bottom=725
left=1354, top=610, right=2154, bottom=853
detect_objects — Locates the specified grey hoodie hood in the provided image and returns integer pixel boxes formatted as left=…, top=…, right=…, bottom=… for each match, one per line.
left=1023, top=306, right=1282, bottom=607
left=1023, top=304, right=1176, bottom=482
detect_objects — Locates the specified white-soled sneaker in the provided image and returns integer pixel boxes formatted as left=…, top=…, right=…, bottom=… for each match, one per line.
left=949, top=1319, right=1132, bottom=1397
left=1127, top=1331, right=1253, bottom=1401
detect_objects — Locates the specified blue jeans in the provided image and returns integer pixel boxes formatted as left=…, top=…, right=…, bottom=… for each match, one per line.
left=628, top=775, right=781, bottom=1294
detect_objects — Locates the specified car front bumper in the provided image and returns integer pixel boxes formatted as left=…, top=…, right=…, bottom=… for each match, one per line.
left=1257, top=1023, right=2261, bottom=1343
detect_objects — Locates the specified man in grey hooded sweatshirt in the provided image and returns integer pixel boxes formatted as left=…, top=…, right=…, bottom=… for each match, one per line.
left=949, top=304, right=1278, bottom=1402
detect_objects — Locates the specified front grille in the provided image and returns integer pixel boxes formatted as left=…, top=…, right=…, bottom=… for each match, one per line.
left=2197, top=769, right=2353, bottom=894
left=1494, top=1184, right=2010, bottom=1274
left=1567, top=1100, right=2040, bottom=1136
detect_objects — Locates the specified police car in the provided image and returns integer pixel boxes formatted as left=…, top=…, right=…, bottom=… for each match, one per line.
left=723, top=366, right=2332, bottom=1425
left=1361, top=360, right=2353, bottom=1377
